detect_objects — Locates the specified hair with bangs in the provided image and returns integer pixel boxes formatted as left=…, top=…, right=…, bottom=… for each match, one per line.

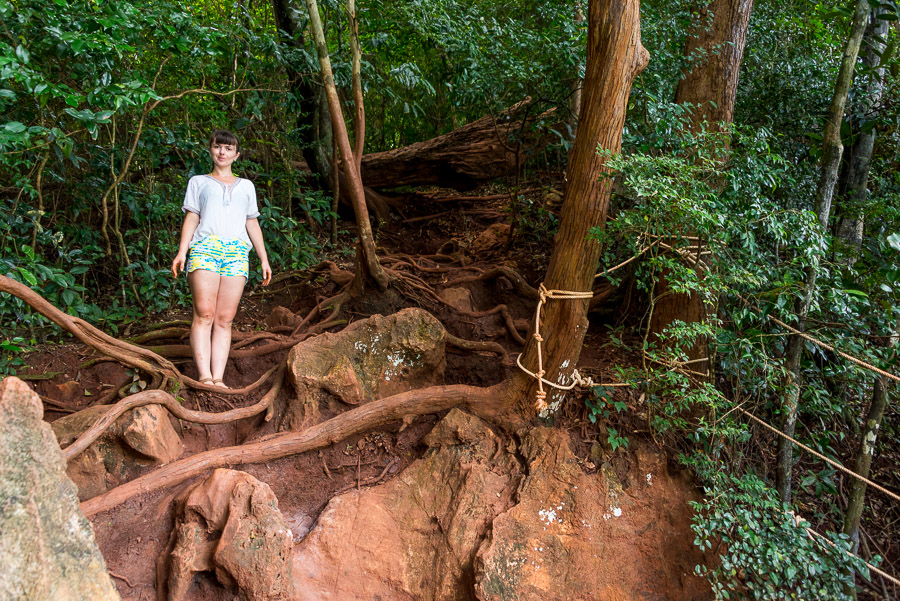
left=208, top=129, right=240, bottom=151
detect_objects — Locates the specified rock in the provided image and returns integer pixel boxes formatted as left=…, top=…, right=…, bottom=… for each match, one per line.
left=52, top=403, right=183, bottom=500
left=471, top=223, right=511, bottom=254
left=121, top=404, right=183, bottom=462
left=53, top=379, right=83, bottom=404
left=291, top=409, right=520, bottom=600
left=266, top=306, right=303, bottom=329
left=0, top=377, right=120, bottom=601
left=282, top=308, right=447, bottom=430
left=474, top=428, right=711, bottom=601
left=167, top=469, right=294, bottom=601
left=439, top=286, right=476, bottom=313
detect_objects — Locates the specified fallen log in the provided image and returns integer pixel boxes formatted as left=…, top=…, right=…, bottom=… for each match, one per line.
left=360, top=98, right=559, bottom=190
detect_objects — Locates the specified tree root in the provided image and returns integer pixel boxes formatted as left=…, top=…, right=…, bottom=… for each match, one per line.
left=444, top=266, right=539, bottom=300
left=64, top=363, right=286, bottom=462
left=128, top=327, right=189, bottom=345
left=81, top=382, right=509, bottom=517
left=0, top=275, right=181, bottom=380
left=445, top=333, right=509, bottom=361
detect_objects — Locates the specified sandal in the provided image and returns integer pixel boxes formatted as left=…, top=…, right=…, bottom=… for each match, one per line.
left=213, top=379, right=230, bottom=389
left=199, top=377, right=215, bottom=385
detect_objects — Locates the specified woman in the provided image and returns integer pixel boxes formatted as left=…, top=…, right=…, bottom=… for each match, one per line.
left=171, top=130, right=271, bottom=388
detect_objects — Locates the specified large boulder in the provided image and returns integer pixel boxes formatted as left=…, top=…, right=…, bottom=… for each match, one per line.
left=52, top=403, right=184, bottom=500
left=282, top=308, right=447, bottom=430
left=0, top=376, right=120, bottom=601
left=292, top=409, right=520, bottom=600
left=474, top=429, right=711, bottom=601
left=167, top=469, right=294, bottom=601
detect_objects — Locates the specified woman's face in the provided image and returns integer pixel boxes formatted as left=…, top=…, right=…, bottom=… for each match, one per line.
left=209, top=142, right=239, bottom=169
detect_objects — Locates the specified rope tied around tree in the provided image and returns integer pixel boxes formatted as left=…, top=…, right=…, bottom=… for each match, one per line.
left=517, top=283, right=596, bottom=412
left=516, top=242, right=659, bottom=412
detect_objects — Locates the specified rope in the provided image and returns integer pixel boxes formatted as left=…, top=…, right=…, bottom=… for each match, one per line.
left=767, top=314, right=900, bottom=384
left=519, top=245, right=654, bottom=411
left=790, top=512, right=900, bottom=587
left=517, top=284, right=596, bottom=412
left=738, top=407, right=900, bottom=504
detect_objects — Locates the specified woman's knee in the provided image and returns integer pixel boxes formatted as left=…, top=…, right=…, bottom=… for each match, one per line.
left=193, top=306, right=215, bottom=325
left=213, top=313, right=235, bottom=330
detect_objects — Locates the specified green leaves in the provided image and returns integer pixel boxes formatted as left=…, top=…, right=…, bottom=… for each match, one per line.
left=888, top=232, right=900, bottom=252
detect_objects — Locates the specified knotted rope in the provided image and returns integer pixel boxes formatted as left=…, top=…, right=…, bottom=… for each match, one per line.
left=517, top=284, right=596, bottom=412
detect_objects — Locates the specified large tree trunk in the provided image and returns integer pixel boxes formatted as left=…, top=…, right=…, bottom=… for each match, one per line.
left=360, top=99, right=558, bottom=190
left=303, top=0, right=389, bottom=291
left=836, top=7, right=889, bottom=260
left=675, top=0, right=755, bottom=129
left=271, top=0, right=333, bottom=182
left=515, top=0, right=649, bottom=415
left=649, top=0, right=754, bottom=367
left=776, top=0, right=871, bottom=504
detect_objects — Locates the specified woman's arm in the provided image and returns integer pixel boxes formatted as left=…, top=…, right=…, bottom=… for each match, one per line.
left=245, top=218, right=271, bottom=285
left=171, top=212, right=200, bottom=278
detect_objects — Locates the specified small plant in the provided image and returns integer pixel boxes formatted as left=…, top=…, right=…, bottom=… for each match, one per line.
left=585, top=385, right=628, bottom=423
left=686, top=455, right=871, bottom=601
left=0, top=337, right=27, bottom=375
left=586, top=385, right=629, bottom=451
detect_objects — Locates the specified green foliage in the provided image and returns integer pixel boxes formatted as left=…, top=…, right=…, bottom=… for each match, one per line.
left=687, top=455, right=871, bottom=601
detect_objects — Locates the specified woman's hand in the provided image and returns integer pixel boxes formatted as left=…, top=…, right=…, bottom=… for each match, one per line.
left=261, top=259, right=272, bottom=286
left=172, top=253, right=187, bottom=278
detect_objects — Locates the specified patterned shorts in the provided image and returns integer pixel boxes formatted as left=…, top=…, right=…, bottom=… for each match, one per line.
left=188, top=236, right=251, bottom=278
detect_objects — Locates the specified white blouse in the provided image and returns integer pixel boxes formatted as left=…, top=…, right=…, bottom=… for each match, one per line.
left=182, top=174, right=260, bottom=247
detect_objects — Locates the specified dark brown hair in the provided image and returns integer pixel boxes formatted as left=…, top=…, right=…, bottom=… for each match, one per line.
left=208, top=129, right=240, bottom=152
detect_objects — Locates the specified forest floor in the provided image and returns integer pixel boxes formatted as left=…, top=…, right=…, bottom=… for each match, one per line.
left=16, top=178, right=898, bottom=600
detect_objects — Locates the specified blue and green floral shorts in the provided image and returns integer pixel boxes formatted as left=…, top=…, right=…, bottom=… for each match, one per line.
left=188, top=236, right=250, bottom=278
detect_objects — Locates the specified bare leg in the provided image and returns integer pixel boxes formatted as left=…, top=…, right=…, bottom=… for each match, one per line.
left=210, top=275, right=246, bottom=385
left=188, top=269, right=221, bottom=381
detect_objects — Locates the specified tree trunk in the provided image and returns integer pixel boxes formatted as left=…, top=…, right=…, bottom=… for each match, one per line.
left=566, top=2, right=586, bottom=143
left=271, top=0, right=333, bottom=182
left=841, top=323, right=896, bottom=597
left=843, top=377, right=889, bottom=548
left=360, top=99, right=558, bottom=190
left=776, top=0, right=870, bottom=504
left=836, top=7, right=889, bottom=260
left=649, top=0, right=754, bottom=366
left=675, top=0, right=755, bottom=130
left=515, top=0, right=649, bottom=415
left=303, top=0, right=389, bottom=291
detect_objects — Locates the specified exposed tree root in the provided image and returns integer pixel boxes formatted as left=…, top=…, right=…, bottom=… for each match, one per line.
left=81, top=382, right=513, bottom=517
left=64, top=363, right=285, bottom=462
left=0, top=275, right=180, bottom=379
left=445, top=333, right=509, bottom=361
left=128, top=327, right=189, bottom=345
left=444, top=266, right=539, bottom=300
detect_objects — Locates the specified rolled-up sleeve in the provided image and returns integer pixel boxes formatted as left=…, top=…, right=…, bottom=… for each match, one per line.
left=182, top=178, right=201, bottom=215
left=246, top=183, right=260, bottom=219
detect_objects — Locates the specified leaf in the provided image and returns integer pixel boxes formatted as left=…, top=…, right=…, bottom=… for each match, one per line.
left=15, top=44, right=30, bottom=64
left=4, top=121, right=27, bottom=133
left=17, top=267, right=38, bottom=286
left=888, top=232, right=900, bottom=252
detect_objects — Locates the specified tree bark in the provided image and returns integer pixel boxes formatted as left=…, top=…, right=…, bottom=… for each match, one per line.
left=515, top=0, right=649, bottom=415
left=359, top=99, right=558, bottom=190
left=841, top=322, right=896, bottom=597
left=836, top=7, right=889, bottom=259
left=649, top=0, right=754, bottom=366
left=271, top=0, right=333, bottom=182
left=776, top=0, right=870, bottom=504
left=675, top=0, right=755, bottom=130
left=303, top=0, right=389, bottom=291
